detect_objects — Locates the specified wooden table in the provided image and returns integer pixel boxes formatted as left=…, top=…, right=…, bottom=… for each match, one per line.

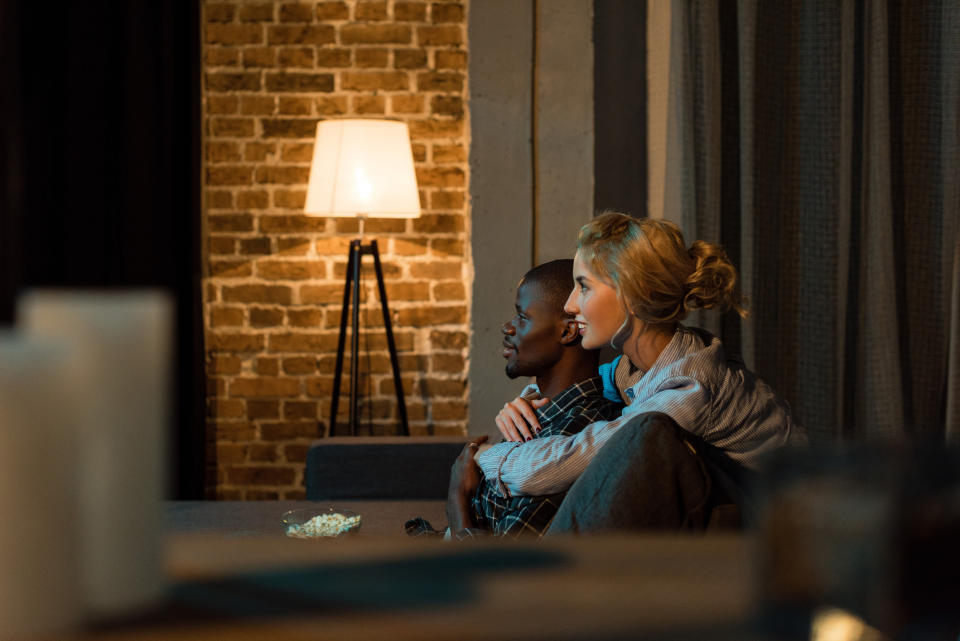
left=64, top=503, right=766, bottom=640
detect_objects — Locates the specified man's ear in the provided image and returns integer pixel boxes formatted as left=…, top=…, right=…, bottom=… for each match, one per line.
left=558, top=319, right=580, bottom=345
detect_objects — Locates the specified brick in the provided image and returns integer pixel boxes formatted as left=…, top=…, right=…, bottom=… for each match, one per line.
left=207, top=71, right=262, bottom=92
left=207, top=141, right=241, bottom=162
left=432, top=353, right=466, bottom=374
left=281, top=142, right=313, bottom=162
left=435, top=50, right=466, bottom=70
left=249, top=443, right=279, bottom=462
left=283, top=444, right=310, bottom=464
left=207, top=95, right=239, bottom=115
left=250, top=306, right=284, bottom=327
left=396, top=305, right=466, bottom=326
left=240, top=96, right=275, bottom=115
left=239, top=237, right=271, bottom=255
left=398, top=354, right=429, bottom=371
left=268, top=332, right=339, bottom=352
left=316, top=2, right=349, bottom=20
left=255, top=166, right=308, bottom=185
left=394, top=48, right=427, bottom=69
left=391, top=237, right=428, bottom=255
left=230, top=377, right=301, bottom=397
left=340, top=24, right=411, bottom=44
left=277, top=96, right=312, bottom=114
left=207, top=166, right=252, bottom=186
left=274, top=190, right=307, bottom=208
left=248, top=399, right=280, bottom=418
left=431, top=144, right=465, bottom=163
left=421, top=378, right=466, bottom=397
left=206, top=4, right=236, bottom=23
left=216, top=421, right=256, bottom=442
left=353, top=95, right=385, bottom=114
left=341, top=71, right=408, bottom=91
left=334, top=217, right=405, bottom=234
left=261, top=118, right=320, bottom=137
left=209, top=236, right=236, bottom=255
left=210, top=259, right=253, bottom=278
left=266, top=72, right=334, bottom=92
left=261, top=421, right=319, bottom=440
left=238, top=3, right=274, bottom=22
left=355, top=48, right=389, bottom=68
left=413, top=214, right=464, bottom=233
left=210, top=306, right=245, bottom=326
left=268, top=25, right=336, bottom=45
left=207, top=189, right=235, bottom=209
left=314, top=237, right=352, bottom=255
left=210, top=399, right=246, bottom=420
left=207, top=332, right=266, bottom=352
left=432, top=400, right=467, bottom=420
left=417, top=25, right=462, bottom=46
left=243, top=47, right=276, bottom=68
left=429, top=189, right=464, bottom=209
left=225, top=465, right=296, bottom=486
left=408, top=118, right=463, bottom=139
left=246, top=490, right=281, bottom=500
left=356, top=2, right=388, bottom=20
left=305, top=377, right=335, bottom=396
left=384, top=281, right=430, bottom=300
left=416, top=71, right=463, bottom=91
left=434, top=281, right=465, bottom=301
left=210, top=214, right=254, bottom=232
left=300, top=284, right=344, bottom=304
left=216, top=443, right=248, bottom=464
left=283, top=357, right=317, bottom=375
left=410, top=260, right=461, bottom=279
left=279, top=3, right=314, bottom=22
left=431, top=95, right=462, bottom=116
left=315, top=48, right=351, bottom=67
left=284, top=400, right=318, bottom=419
left=316, top=96, right=348, bottom=115
left=416, top=166, right=464, bottom=188
left=277, top=237, right=312, bottom=253
left=205, top=48, right=240, bottom=67
left=236, top=190, right=269, bottom=209
left=244, top=142, right=276, bottom=161
left=431, top=3, right=464, bottom=23
left=210, top=117, right=255, bottom=137
left=259, top=215, right=326, bottom=233
left=395, top=2, right=427, bottom=21
left=223, top=284, right=293, bottom=304
left=411, top=143, right=427, bottom=161
left=431, top=238, right=464, bottom=256
left=430, top=330, right=467, bottom=349
left=216, top=488, right=242, bottom=500
left=257, top=260, right=325, bottom=280
left=391, top=95, right=424, bottom=113
left=279, top=46, right=316, bottom=68
left=287, top=308, right=324, bottom=326
left=206, top=24, right=263, bottom=45
left=257, top=357, right=280, bottom=375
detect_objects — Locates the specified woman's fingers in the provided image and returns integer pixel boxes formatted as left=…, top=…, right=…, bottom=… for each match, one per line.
left=501, top=400, right=536, bottom=441
left=495, top=414, right=523, bottom=442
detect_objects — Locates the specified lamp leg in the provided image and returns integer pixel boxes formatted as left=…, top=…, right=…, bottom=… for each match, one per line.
left=329, top=241, right=356, bottom=437
left=370, top=240, right=409, bottom=436
left=349, top=239, right=362, bottom=436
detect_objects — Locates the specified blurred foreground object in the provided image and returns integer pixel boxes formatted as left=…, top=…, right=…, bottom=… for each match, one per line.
left=19, top=290, right=172, bottom=617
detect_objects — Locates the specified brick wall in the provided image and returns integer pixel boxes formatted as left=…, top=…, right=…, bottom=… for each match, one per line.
left=202, top=0, right=470, bottom=499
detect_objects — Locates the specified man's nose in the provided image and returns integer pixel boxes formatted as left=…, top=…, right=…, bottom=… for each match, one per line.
left=502, top=321, right=515, bottom=335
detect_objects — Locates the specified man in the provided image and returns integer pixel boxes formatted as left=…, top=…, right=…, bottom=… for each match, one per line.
left=408, top=259, right=622, bottom=539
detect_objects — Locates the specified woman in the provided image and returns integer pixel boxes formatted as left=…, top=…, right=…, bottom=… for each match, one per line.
left=476, top=212, right=802, bottom=498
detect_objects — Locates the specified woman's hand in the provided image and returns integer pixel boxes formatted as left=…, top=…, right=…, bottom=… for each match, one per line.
left=495, top=396, right=550, bottom=442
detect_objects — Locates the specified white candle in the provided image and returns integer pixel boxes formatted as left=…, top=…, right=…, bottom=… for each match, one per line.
left=0, top=333, right=83, bottom=638
left=19, top=290, right=172, bottom=617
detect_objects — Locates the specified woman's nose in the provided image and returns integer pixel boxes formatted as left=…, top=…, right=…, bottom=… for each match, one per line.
left=563, top=288, right=578, bottom=315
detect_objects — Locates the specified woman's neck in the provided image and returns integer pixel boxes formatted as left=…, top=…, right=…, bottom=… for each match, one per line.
left=622, top=321, right=676, bottom=372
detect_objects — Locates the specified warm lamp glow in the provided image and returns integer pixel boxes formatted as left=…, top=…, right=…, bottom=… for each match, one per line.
left=305, top=119, right=421, bottom=218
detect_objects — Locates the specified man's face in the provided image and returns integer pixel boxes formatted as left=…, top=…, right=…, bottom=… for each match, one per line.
left=501, top=279, right=566, bottom=379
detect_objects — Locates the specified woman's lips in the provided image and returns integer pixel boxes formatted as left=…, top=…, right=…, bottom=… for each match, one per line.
left=576, top=321, right=587, bottom=335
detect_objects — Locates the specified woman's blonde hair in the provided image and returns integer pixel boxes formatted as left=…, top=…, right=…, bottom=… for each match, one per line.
left=576, top=212, right=748, bottom=326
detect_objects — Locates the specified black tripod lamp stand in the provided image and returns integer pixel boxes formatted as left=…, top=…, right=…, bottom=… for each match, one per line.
left=304, top=119, right=421, bottom=437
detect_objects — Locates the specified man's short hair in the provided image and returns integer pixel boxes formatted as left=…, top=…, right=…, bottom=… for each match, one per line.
left=521, top=259, right=574, bottom=317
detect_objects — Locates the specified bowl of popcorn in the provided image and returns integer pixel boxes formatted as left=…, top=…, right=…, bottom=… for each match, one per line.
left=281, top=507, right=362, bottom=539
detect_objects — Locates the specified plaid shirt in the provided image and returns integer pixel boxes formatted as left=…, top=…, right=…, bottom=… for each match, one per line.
left=467, top=376, right=622, bottom=538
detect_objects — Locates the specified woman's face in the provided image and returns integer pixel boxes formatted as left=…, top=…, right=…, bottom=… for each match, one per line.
left=564, top=250, right=627, bottom=350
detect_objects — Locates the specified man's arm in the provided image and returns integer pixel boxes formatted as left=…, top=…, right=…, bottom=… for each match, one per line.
left=476, top=378, right=709, bottom=496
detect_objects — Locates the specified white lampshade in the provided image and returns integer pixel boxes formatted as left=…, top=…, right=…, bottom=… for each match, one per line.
left=305, top=119, right=421, bottom=218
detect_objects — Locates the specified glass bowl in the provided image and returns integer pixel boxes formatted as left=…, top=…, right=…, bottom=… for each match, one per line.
left=281, top=507, right=362, bottom=539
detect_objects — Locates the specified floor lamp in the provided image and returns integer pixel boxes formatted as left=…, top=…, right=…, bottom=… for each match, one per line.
left=305, top=119, right=420, bottom=437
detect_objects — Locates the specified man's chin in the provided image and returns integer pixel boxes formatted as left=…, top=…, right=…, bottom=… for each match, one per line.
left=505, top=364, right=520, bottom=379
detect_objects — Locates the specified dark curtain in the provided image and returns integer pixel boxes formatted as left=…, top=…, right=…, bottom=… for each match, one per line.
left=0, top=0, right=205, bottom=497
left=665, top=1, right=959, bottom=441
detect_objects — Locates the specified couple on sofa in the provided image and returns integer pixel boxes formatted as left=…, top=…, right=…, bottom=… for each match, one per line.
left=410, top=212, right=804, bottom=539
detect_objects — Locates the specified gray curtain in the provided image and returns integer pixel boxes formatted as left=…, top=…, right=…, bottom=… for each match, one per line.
left=663, top=1, right=959, bottom=442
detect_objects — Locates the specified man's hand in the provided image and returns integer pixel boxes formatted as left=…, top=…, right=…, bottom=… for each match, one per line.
left=445, top=436, right=489, bottom=532
left=495, top=396, right=551, bottom=442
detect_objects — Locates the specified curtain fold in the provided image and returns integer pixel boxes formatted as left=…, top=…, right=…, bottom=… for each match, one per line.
left=653, top=0, right=960, bottom=441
